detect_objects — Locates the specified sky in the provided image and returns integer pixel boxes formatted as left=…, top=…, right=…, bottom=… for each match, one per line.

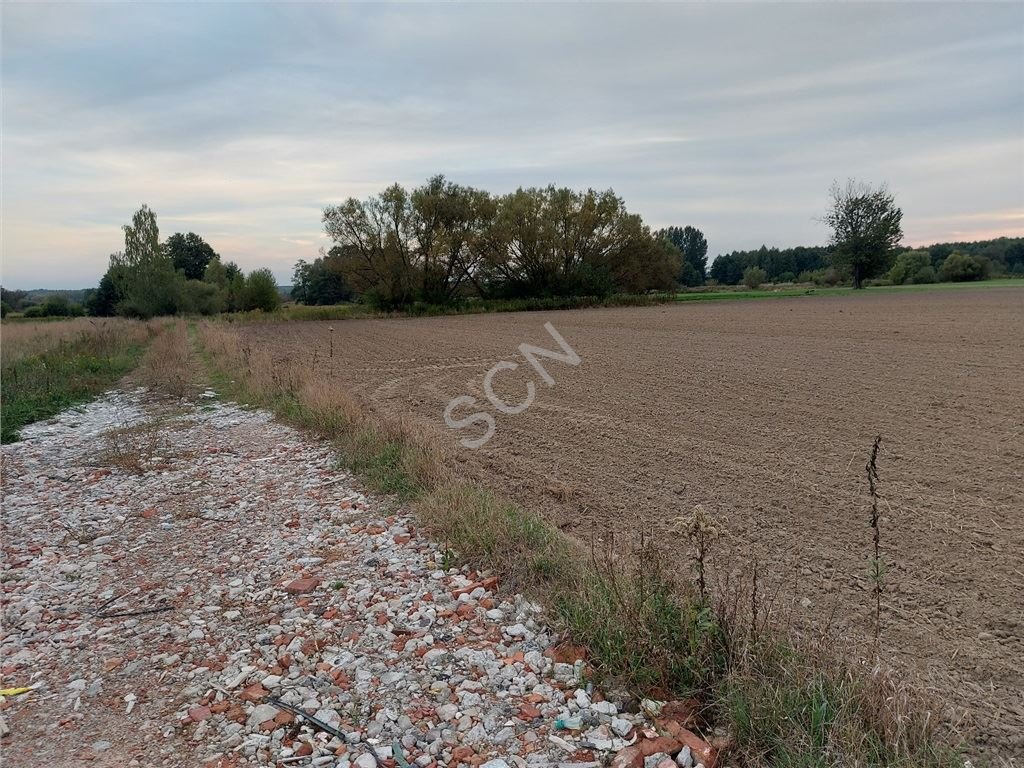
left=2, top=3, right=1022, bottom=289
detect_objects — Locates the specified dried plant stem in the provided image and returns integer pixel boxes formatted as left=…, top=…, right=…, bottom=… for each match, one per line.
left=866, top=435, right=883, bottom=649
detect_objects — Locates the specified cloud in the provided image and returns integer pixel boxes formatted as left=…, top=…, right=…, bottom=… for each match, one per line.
left=2, top=3, right=1022, bottom=287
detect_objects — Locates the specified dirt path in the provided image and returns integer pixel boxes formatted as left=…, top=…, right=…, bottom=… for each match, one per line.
left=0, top=390, right=691, bottom=767
left=234, top=287, right=1024, bottom=759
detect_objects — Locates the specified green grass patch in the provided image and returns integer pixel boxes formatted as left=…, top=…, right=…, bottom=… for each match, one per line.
left=420, top=484, right=726, bottom=693
left=722, top=642, right=962, bottom=767
left=225, top=277, right=1024, bottom=324
left=420, top=484, right=572, bottom=587
left=1, top=339, right=147, bottom=442
left=557, top=567, right=727, bottom=695
left=339, top=431, right=421, bottom=500
left=671, top=277, right=1023, bottom=304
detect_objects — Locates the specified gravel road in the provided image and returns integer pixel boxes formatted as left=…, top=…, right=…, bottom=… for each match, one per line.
left=0, top=389, right=706, bottom=768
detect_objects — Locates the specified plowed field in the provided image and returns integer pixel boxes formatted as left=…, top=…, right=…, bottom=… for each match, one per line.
left=238, top=287, right=1024, bottom=756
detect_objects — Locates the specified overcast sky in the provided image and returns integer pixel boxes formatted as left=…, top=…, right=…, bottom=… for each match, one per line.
left=2, top=3, right=1022, bottom=289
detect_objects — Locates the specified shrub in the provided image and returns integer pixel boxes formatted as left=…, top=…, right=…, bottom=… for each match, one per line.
left=801, top=268, right=844, bottom=286
left=938, top=252, right=989, bottom=282
left=743, top=266, right=768, bottom=289
left=0, top=301, right=8, bottom=318
left=913, top=265, right=937, bottom=284
left=816, top=267, right=844, bottom=287
left=243, top=269, right=282, bottom=312
left=888, top=250, right=931, bottom=285
left=179, top=279, right=223, bottom=315
left=23, top=306, right=44, bottom=318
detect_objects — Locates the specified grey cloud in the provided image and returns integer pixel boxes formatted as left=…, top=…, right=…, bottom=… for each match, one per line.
left=2, top=2, right=1021, bottom=287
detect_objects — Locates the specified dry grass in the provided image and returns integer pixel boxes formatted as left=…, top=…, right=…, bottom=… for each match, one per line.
left=1, top=318, right=160, bottom=442
left=0, top=317, right=155, bottom=366
left=130, top=319, right=198, bottom=398
left=194, top=318, right=963, bottom=767
left=91, top=419, right=185, bottom=474
left=199, top=322, right=447, bottom=497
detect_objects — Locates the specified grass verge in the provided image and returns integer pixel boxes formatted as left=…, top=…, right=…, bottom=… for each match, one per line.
left=0, top=319, right=157, bottom=443
left=225, top=277, right=1023, bottom=325
left=194, top=319, right=963, bottom=767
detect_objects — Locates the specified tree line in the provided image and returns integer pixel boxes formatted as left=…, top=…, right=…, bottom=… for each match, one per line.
left=294, top=175, right=708, bottom=308
left=4, top=179, right=1020, bottom=320
left=88, top=205, right=281, bottom=318
left=710, top=236, right=1023, bottom=288
left=295, top=176, right=915, bottom=304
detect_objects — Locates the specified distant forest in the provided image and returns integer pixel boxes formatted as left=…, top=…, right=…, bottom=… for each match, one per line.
left=709, top=237, right=1024, bottom=286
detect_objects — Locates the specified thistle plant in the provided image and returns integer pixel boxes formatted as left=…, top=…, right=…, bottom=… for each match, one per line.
left=678, top=504, right=719, bottom=604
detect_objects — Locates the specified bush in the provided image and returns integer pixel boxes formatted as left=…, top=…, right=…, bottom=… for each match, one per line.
left=913, top=265, right=937, bottom=284
left=743, top=266, right=768, bottom=289
left=888, top=250, right=931, bottom=285
left=809, top=267, right=844, bottom=287
left=23, top=306, right=44, bottom=318
left=938, top=252, right=989, bottom=282
left=179, top=279, right=223, bottom=315
left=0, top=301, right=8, bottom=318
left=243, top=269, right=282, bottom=312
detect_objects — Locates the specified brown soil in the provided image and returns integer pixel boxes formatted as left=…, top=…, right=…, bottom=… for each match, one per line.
left=238, top=287, right=1024, bottom=758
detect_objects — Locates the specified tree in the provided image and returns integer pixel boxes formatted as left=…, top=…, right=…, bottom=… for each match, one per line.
left=1, top=287, right=29, bottom=312
left=657, top=225, right=707, bottom=286
left=743, top=266, right=767, bottom=289
left=40, top=296, right=85, bottom=317
left=823, top=180, right=903, bottom=289
left=110, top=205, right=181, bottom=317
left=323, top=184, right=418, bottom=309
left=292, top=253, right=353, bottom=305
left=87, top=266, right=125, bottom=316
left=411, top=175, right=495, bottom=304
left=938, top=252, right=989, bottom=282
left=166, top=232, right=218, bottom=280
left=323, top=177, right=680, bottom=307
left=481, top=185, right=673, bottom=297
left=226, top=271, right=247, bottom=312
left=709, top=252, right=745, bottom=285
left=179, top=279, right=223, bottom=315
left=243, top=268, right=281, bottom=312
left=888, top=250, right=932, bottom=285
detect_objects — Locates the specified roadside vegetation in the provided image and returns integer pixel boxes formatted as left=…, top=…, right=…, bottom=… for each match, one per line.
left=0, top=318, right=157, bottom=442
left=196, top=320, right=964, bottom=767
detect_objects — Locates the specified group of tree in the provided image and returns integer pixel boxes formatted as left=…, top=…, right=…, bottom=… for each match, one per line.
left=709, top=181, right=903, bottom=289
left=1, top=288, right=92, bottom=319
left=707, top=180, right=1022, bottom=288
left=311, top=176, right=700, bottom=309
left=657, top=225, right=708, bottom=286
left=88, top=205, right=281, bottom=318
left=5, top=180, right=1020, bottom=321
left=291, top=252, right=354, bottom=305
left=886, top=237, right=1023, bottom=284
left=708, top=237, right=1022, bottom=289
left=709, top=245, right=832, bottom=285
